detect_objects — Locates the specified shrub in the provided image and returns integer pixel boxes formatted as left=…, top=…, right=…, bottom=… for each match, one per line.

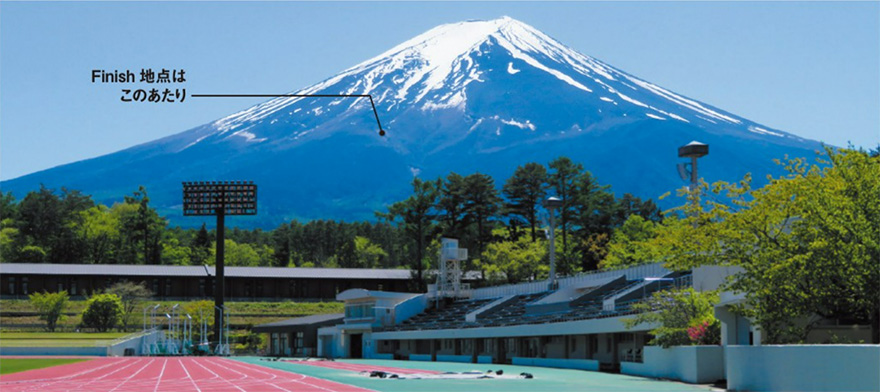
left=81, top=293, right=123, bottom=332
left=28, top=291, right=69, bottom=332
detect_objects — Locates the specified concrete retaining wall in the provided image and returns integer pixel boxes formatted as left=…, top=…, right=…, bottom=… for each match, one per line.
left=477, top=355, right=493, bottom=364
left=409, top=354, right=432, bottom=361
left=620, top=346, right=724, bottom=384
left=512, top=357, right=600, bottom=371
left=435, top=354, right=471, bottom=363
left=726, top=345, right=880, bottom=392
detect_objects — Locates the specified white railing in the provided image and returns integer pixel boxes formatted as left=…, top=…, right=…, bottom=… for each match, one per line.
left=471, top=263, right=669, bottom=300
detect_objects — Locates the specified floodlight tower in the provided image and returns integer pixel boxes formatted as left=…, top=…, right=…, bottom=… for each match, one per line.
left=436, top=237, right=468, bottom=300
left=677, top=141, right=709, bottom=193
left=183, top=181, right=257, bottom=347
left=543, top=196, right=563, bottom=290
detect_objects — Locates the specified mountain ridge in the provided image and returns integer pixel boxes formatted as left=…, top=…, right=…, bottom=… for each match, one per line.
left=1, top=17, right=823, bottom=228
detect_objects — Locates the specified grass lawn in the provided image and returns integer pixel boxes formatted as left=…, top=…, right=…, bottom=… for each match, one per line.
left=0, top=358, right=91, bottom=375
left=0, top=332, right=129, bottom=347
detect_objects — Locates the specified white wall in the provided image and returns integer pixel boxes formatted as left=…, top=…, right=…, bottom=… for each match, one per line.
left=621, top=346, right=725, bottom=384
left=726, top=345, right=880, bottom=392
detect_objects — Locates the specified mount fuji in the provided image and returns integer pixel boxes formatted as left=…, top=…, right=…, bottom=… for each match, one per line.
left=2, top=17, right=823, bottom=227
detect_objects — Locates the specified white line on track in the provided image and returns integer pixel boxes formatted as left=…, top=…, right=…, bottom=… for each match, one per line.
left=221, top=358, right=379, bottom=392
left=12, top=358, right=136, bottom=391
left=189, top=357, right=247, bottom=392
left=179, top=358, right=202, bottom=392
left=109, top=358, right=157, bottom=392
left=201, top=357, right=290, bottom=391
left=153, top=358, right=168, bottom=392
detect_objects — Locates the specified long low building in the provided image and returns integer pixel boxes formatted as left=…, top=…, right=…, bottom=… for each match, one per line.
left=0, top=263, right=433, bottom=300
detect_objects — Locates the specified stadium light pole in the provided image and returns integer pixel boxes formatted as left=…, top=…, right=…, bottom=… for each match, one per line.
left=677, top=141, right=709, bottom=210
left=183, top=181, right=257, bottom=348
left=543, top=196, right=563, bottom=290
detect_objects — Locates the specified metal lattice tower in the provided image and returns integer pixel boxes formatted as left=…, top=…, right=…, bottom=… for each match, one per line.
left=436, top=238, right=468, bottom=298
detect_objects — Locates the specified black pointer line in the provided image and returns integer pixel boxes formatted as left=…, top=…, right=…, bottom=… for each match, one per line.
left=191, top=93, right=386, bottom=136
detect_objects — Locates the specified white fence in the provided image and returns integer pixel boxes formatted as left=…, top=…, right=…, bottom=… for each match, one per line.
left=471, top=263, right=670, bottom=300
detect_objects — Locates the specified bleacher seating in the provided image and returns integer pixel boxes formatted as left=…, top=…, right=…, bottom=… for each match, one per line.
left=382, top=272, right=692, bottom=332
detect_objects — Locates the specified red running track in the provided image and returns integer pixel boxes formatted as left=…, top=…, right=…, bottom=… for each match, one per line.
left=0, top=357, right=376, bottom=392
left=287, top=360, right=440, bottom=375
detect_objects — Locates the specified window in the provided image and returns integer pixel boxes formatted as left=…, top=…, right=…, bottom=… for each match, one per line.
left=295, top=332, right=304, bottom=353
left=22, top=277, right=28, bottom=295
left=58, top=283, right=64, bottom=293
left=152, top=279, right=159, bottom=295
left=378, top=284, right=383, bottom=291
left=199, top=279, right=205, bottom=296
left=71, top=281, right=77, bottom=296
left=606, top=336, right=612, bottom=353
left=571, top=337, right=577, bottom=352
left=9, top=277, right=15, bottom=295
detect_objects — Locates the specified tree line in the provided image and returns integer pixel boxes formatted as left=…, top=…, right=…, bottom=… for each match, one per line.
left=0, top=156, right=660, bottom=283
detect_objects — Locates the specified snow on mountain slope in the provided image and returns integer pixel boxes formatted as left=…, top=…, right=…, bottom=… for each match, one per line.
left=1, top=17, right=823, bottom=227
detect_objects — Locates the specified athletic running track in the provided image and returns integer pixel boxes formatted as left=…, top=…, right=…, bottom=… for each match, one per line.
left=0, top=357, right=375, bottom=392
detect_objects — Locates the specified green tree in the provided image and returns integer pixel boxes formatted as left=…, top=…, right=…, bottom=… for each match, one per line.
left=81, top=293, right=124, bottom=332
left=184, top=300, right=214, bottom=341
left=624, top=288, right=719, bottom=348
left=548, top=157, right=583, bottom=255
left=0, top=191, right=17, bottom=221
left=661, top=148, right=880, bottom=343
left=77, top=205, right=119, bottom=264
left=161, top=237, right=191, bottom=265
left=19, top=245, right=47, bottom=263
left=216, top=239, right=260, bottom=266
left=0, top=224, right=21, bottom=262
left=106, top=281, right=153, bottom=331
left=601, top=215, right=663, bottom=269
left=503, top=162, right=548, bottom=241
left=437, top=173, right=468, bottom=238
left=571, top=171, right=617, bottom=270
left=353, top=236, right=387, bottom=268
left=380, top=178, right=439, bottom=291
left=121, top=187, right=165, bottom=264
left=482, top=232, right=548, bottom=284
left=190, top=223, right=213, bottom=265
left=29, top=290, right=69, bottom=332
left=462, top=173, right=501, bottom=270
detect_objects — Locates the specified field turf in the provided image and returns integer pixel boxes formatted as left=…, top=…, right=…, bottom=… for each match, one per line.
left=0, top=358, right=91, bottom=375
left=0, top=332, right=129, bottom=347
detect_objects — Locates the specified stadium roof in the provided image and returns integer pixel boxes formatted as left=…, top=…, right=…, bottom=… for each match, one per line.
left=0, top=263, right=413, bottom=280
left=252, top=313, right=345, bottom=333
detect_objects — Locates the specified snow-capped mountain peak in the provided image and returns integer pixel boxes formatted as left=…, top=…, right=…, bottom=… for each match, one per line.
left=1, top=17, right=823, bottom=227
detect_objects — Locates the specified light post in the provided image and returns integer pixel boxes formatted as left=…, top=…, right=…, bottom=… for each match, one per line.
left=543, top=196, right=563, bottom=290
left=677, top=141, right=709, bottom=208
left=150, top=304, right=160, bottom=329
left=184, top=181, right=257, bottom=341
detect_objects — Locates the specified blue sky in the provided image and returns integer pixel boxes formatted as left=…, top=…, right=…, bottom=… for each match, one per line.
left=1, top=1, right=878, bottom=181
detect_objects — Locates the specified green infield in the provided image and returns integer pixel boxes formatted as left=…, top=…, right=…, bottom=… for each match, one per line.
left=236, top=357, right=716, bottom=392
left=0, top=358, right=91, bottom=375
left=0, top=332, right=129, bottom=347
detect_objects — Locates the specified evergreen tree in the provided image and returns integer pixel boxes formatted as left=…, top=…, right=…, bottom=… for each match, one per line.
left=379, top=178, right=439, bottom=291
left=548, top=157, right=583, bottom=255
left=503, top=162, right=548, bottom=241
left=437, top=173, right=467, bottom=238
left=462, top=173, right=501, bottom=273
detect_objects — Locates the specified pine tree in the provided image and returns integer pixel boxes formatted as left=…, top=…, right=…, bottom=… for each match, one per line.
left=503, top=162, right=548, bottom=242
left=548, top=157, right=583, bottom=255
